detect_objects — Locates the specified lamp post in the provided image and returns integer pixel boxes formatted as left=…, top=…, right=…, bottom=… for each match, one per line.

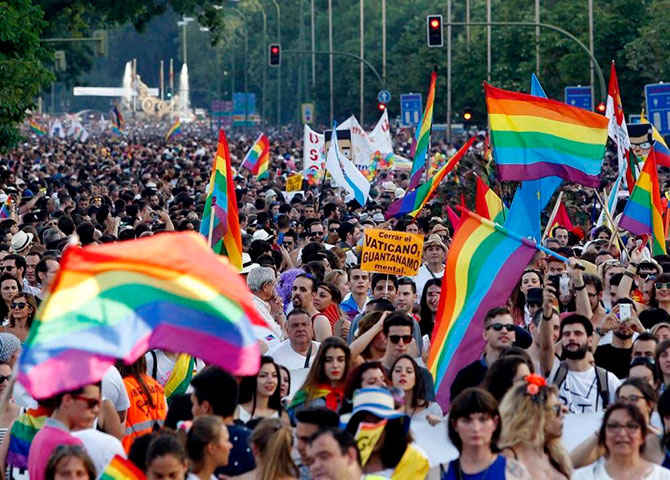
left=360, top=0, right=365, bottom=124
left=268, top=0, right=281, bottom=126
left=329, top=0, right=334, bottom=125
left=177, top=16, right=194, bottom=64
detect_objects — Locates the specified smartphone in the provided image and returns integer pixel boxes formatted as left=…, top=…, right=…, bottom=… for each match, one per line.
left=559, top=273, right=570, bottom=297
left=620, top=303, right=632, bottom=322
left=548, top=274, right=560, bottom=294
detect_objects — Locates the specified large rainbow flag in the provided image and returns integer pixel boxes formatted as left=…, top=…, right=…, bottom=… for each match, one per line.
left=29, top=119, right=46, bottom=136
left=242, top=133, right=271, bottom=179
left=428, top=208, right=536, bottom=409
left=475, top=176, right=507, bottom=223
left=100, top=455, right=146, bottom=480
left=619, top=149, right=667, bottom=255
left=165, top=119, right=181, bottom=141
left=199, top=129, right=243, bottom=270
left=408, top=70, right=437, bottom=189
left=385, top=137, right=475, bottom=219
left=16, top=232, right=264, bottom=399
left=485, top=83, right=609, bottom=187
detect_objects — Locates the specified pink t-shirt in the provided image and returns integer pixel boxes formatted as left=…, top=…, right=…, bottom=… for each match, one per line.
left=27, top=419, right=83, bottom=480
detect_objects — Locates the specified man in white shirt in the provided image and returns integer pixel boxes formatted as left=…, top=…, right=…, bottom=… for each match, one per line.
left=267, top=309, right=319, bottom=398
left=414, top=235, right=447, bottom=298
left=247, top=266, right=285, bottom=350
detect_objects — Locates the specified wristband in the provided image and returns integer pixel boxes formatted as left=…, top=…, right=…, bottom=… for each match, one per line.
left=624, top=271, right=635, bottom=279
left=573, top=284, right=586, bottom=291
left=542, top=313, right=553, bottom=321
left=595, top=327, right=605, bottom=337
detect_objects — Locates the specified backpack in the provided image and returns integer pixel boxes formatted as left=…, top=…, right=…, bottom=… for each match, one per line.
left=552, top=361, right=610, bottom=410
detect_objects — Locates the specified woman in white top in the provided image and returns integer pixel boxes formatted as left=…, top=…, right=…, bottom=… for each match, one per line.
left=390, top=354, right=442, bottom=425
left=574, top=402, right=670, bottom=479
left=236, top=356, right=289, bottom=425
left=186, top=416, right=233, bottom=480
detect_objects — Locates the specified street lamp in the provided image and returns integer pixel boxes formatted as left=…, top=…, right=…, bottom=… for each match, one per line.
left=177, top=16, right=194, bottom=64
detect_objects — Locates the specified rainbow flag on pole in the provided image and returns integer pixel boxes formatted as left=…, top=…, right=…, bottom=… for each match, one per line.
left=100, top=455, right=146, bottom=480
left=242, top=133, right=271, bottom=179
left=113, top=105, right=125, bottom=130
left=165, top=119, right=181, bottom=141
left=475, top=176, right=507, bottom=223
left=619, top=149, right=667, bottom=255
left=428, top=208, right=537, bottom=409
left=385, top=137, right=475, bottom=219
left=408, top=69, right=437, bottom=190
left=485, top=82, right=609, bottom=187
left=199, top=129, right=243, bottom=270
left=16, top=232, right=264, bottom=399
left=29, top=119, right=46, bottom=136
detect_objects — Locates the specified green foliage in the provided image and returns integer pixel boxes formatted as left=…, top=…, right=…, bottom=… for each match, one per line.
left=0, top=0, right=53, bottom=150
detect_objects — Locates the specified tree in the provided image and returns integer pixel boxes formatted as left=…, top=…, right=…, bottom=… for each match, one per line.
left=0, top=0, right=53, bottom=150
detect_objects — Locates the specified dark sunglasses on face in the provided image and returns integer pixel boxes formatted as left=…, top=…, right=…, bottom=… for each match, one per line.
left=656, top=282, right=670, bottom=290
left=10, top=302, right=26, bottom=309
left=388, top=334, right=413, bottom=345
left=0, top=374, right=11, bottom=384
left=72, top=395, right=100, bottom=409
left=486, top=323, right=515, bottom=332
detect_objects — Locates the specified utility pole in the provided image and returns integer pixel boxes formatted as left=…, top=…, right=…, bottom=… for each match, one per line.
left=311, top=0, right=316, bottom=91
left=160, top=60, right=164, bottom=100
left=382, top=0, right=386, bottom=84
left=360, top=0, right=365, bottom=124
left=535, top=0, right=540, bottom=75
left=589, top=0, right=595, bottom=109
left=329, top=0, right=334, bottom=125
left=486, top=0, right=491, bottom=81
left=447, top=0, right=452, bottom=143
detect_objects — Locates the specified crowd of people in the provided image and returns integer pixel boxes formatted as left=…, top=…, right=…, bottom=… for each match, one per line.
left=0, top=120, right=666, bottom=480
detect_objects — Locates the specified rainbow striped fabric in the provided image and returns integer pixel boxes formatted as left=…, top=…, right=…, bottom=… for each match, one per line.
left=165, top=119, right=181, bottom=141
left=29, top=119, right=46, bottom=136
left=0, top=197, right=12, bottom=219
left=16, top=232, right=264, bottom=399
left=408, top=70, right=437, bottom=189
left=242, top=134, right=271, bottom=179
left=113, top=105, right=125, bottom=130
left=475, top=176, right=507, bottom=223
left=427, top=209, right=536, bottom=409
left=641, top=111, right=670, bottom=167
left=6, top=406, right=52, bottom=469
left=385, top=137, right=475, bottom=219
left=163, top=353, right=195, bottom=403
left=485, top=83, right=609, bottom=187
left=619, top=149, right=667, bottom=255
left=199, top=129, right=243, bottom=270
left=100, top=455, right=146, bottom=480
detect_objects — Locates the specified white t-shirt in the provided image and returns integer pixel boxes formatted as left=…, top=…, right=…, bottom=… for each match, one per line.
left=144, top=350, right=204, bottom=389
left=251, top=295, right=283, bottom=349
left=266, top=340, right=319, bottom=371
left=548, top=363, right=620, bottom=414
left=573, top=460, right=670, bottom=479
left=414, top=263, right=444, bottom=299
left=72, top=428, right=126, bottom=477
left=102, top=366, right=130, bottom=413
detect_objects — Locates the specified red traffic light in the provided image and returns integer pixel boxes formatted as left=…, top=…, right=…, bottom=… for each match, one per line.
left=596, top=102, right=606, bottom=113
left=426, top=15, right=444, bottom=48
left=271, top=46, right=279, bottom=54
left=430, top=19, right=440, bottom=29
left=463, top=112, right=472, bottom=121
left=377, top=102, right=386, bottom=111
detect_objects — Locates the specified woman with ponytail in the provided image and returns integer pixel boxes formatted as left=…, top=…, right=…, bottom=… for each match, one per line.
left=185, top=416, right=232, bottom=480
left=250, top=418, right=298, bottom=480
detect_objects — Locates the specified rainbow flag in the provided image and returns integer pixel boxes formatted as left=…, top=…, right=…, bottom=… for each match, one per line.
left=619, top=149, right=667, bottom=255
left=16, top=232, right=264, bottom=399
left=0, top=197, right=12, bottom=219
left=485, top=82, right=609, bottom=187
left=101, top=455, right=146, bottom=480
left=165, top=119, right=181, bottom=141
left=199, top=129, right=243, bottom=270
left=113, top=105, right=125, bottom=130
left=641, top=110, right=670, bottom=167
left=29, top=119, right=46, bottom=136
left=6, top=406, right=52, bottom=469
left=242, top=133, right=270, bottom=179
left=385, top=137, right=475, bottom=219
left=427, top=208, right=537, bottom=409
left=408, top=70, right=437, bottom=189
left=475, top=176, right=507, bottom=223
left=163, top=353, right=195, bottom=403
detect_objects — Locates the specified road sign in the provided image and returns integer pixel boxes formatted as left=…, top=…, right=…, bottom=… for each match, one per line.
left=301, top=103, right=314, bottom=124
left=400, top=93, right=422, bottom=127
left=645, top=83, right=670, bottom=135
left=211, top=100, right=233, bottom=130
left=629, top=114, right=641, bottom=125
left=564, top=86, right=593, bottom=111
left=378, top=90, right=391, bottom=103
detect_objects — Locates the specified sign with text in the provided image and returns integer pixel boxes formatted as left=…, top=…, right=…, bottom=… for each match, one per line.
left=286, top=174, right=304, bottom=192
left=361, top=229, right=424, bottom=276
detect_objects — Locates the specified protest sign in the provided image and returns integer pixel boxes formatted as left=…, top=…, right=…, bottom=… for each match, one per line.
left=286, top=174, right=303, bottom=192
left=361, top=228, right=424, bottom=276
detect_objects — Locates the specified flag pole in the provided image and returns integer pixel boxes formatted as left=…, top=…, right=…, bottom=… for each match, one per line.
left=542, top=191, right=563, bottom=240
left=593, top=190, right=625, bottom=251
left=208, top=196, right=215, bottom=248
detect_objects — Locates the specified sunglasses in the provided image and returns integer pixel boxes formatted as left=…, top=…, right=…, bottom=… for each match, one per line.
left=71, top=395, right=101, bottom=409
left=10, top=302, right=26, bottom=309
left=486, top=323, right=515, bottom=332
left=0, top=374, right=11, bottom=384
left=388, top=334, right=413, bottom=345
left=655, top=282, right=670, bottom=290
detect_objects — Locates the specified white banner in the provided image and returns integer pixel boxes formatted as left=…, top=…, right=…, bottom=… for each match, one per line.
left=303, top=124, right=324, bottom=185
left=369, top=110, right=393, bottom=155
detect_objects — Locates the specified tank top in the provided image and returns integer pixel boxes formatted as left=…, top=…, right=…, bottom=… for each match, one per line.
left=442, top=455, right=507, bottom=480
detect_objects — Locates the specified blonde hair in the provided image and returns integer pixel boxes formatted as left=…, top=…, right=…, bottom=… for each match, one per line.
left=499, top=382, right=572, bottom=478
left=250, top=418, right=298, bottom=480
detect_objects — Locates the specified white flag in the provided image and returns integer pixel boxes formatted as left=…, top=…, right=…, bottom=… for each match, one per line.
left=369, top=110, right=393, bottom=154
left=303, top=125, right=324, bottom=183
left=325, top=128, right=370, bottom=206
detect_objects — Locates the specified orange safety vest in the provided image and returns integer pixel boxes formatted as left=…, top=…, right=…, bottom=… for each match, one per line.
left=122, top=374, right=167, bottom=452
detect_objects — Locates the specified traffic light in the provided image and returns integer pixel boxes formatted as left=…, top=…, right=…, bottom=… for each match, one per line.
left=463, top=107, right=473, bottom=123
left=269, top=43, right=281, bottom=67
left=596, top=102, right=606, bottom=114
left=377, top=102, right=387, bottom=112
left=93, top=30, right=108, bottom=57
left=166, top=87, right=173, bottom=99
left=426, top=15, right=443, bottom=48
